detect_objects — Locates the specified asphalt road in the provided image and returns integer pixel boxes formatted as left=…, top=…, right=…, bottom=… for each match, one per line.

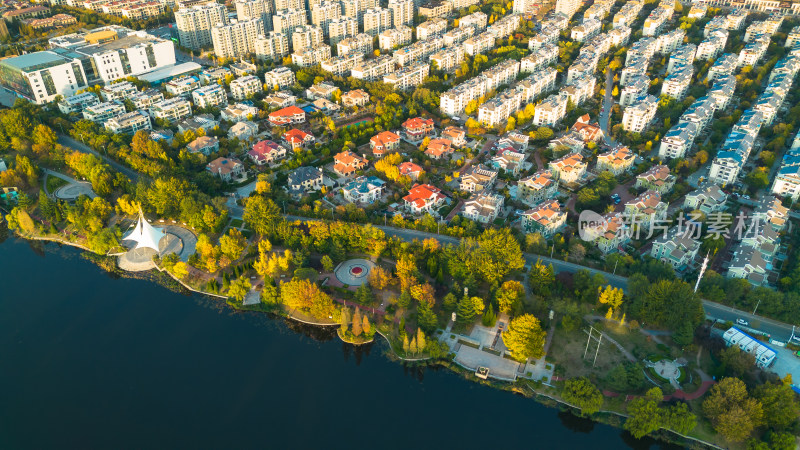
left=703, top=300, right=798, bottom=342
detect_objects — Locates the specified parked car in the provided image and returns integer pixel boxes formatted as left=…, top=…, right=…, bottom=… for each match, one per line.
left=736, top=318, right=749, bottom=327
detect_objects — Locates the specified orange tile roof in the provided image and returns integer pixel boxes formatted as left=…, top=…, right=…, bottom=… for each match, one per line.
left=284, top=128, right=311, bottom=145
left=403, top=117, right=434, bottom=130
left=403, top=184, right=445, bottom=208
left=370, top=131, right=400, bottom=149
left=398, top=161, right=423, bottom=176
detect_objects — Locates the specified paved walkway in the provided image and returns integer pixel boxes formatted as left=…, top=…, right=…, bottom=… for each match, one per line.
left=43, top=169, right=96, bottom=200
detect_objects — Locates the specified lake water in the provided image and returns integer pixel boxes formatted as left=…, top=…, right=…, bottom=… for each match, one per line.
left=0, top=233, right=677, bottom=449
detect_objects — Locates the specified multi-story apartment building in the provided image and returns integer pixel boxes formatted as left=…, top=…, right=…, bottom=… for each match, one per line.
left=463, top=32, right=494, bottom=56
left=419, top=0, right=452, bottom=18
left=82, top=101, right=125, bottom=123
left=150, top=97, right=192, bottom=122
left=129, top=88, right=164, bottom=110
left=341, top=0, right=379, bottom=24
left=291, top=25, right=324, bottom=53
left=622, top=95, right=658, bottom=133
left=175, top=2, right=228, bottom=50
left=264, top=66, right=296, bottom=89
left=555, top=0, right=579, bottom=19
left=254, top=32, right=290, bottom=61
left=291, top=45, right=332, bottom=67
left=697, top=30, right=728, bottom=60
left=430, top=46, right=464, bottom=73
left=211, top=18, right=265, bottom=59
left=570, top=18, right=601, bottom=42
left=388, top=0, right=414, bottom=27
left=235, top=0, right=273, bottom=25
left=363, top=7, right=392, bottom=36
left=439, top=59, right=520, bottom=115
left=620, top=74, right=649, bottom=107
left=417, top=18, right=447, bottom=40
left=337, top=33, right=373, bottom=57
left=351, top=55, right=396, bottom=80
left=383, top=61, right=429, bottom=91
left=321, top=53, right=364, bottom=76
left=662, top=65, right=693, bottom=100
left=517, top=170, right=558, bottom=206
left=165, top=75, right=199, bottom=97
left=272, top=9, right=308, bottom=36
left=378, top=25, right=413, bottom=51
left=311, top=1, right=343, bottom=37
left=101, top=81, right=138, bottom=102
left=459, top=11, right=487, bottom=31
left=229, top=75, right=263, bottom=100
left=533, top=94, right=568, bottom=127
left=327, top=16, right=359, bottom=46
left=521, top=43, right=558, bottom=73
left=192, top=84, right=228, bottom=109
left=659, top=121, right=698, bottom=159
left=613, top=0, right=642, bottom=28
left=104, top=110, right=151, bottom=134
left=393, top=35, right=443, bottom=66
left=58, top=92, right=99, bottom=114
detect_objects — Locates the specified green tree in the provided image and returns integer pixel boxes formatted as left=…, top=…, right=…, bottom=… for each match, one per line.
left=243, top=195, right=281, bottom=236
left=456, top=294, right=484, bottom=325
left=562, top=377, right=603, bottom=416
left=280, top=278, right=336, bottom=319
left=321, top=255, right=334, bottom=272
left=754, top=382, right=800, bottom=431
left=663, top=402, right=696, bottom=435
left=528, top=259, right=555, bottom=297
left=502, top=314, right=546, bottom=361
left=228, top=276, right=251, bottom=302
left=219, top=228, right=246, bottom=262
left=625, top=388, right=664, bottom=439
left=172, top=261, right=189, bottom=280
left=496, top=280, right=525, bottom=313
left=719, top=345, right=755, bottom=377
left=416, top=300, right=438, bottom=334
left=703, top=378, right=764, bottom=443
left=355, top=283, right=374, bottom=305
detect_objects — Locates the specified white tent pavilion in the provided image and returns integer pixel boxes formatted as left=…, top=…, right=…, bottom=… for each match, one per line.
left=123, top=210, right=165, bottom=253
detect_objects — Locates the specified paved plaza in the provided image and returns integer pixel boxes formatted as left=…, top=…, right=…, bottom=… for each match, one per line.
left=334, top=258, right=375, bottom=286
left=54, top=182, right=96, bottom=201
left=646, top=358, right=684, bottom=389
left=118, top=225, right=197, bottom=272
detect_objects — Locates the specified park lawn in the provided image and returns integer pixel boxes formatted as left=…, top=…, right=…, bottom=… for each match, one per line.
left=46, top=176, right=68, bottom=193
left=547, top=325, right=629, bottom=380
left=601, top=323, right=663, bottom=361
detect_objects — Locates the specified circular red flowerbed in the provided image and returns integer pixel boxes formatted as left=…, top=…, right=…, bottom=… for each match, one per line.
left=350, top=267, right=363, bottom=275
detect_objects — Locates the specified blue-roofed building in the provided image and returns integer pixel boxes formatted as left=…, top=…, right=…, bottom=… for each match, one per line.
left=342, top=176, right=386, bottom=204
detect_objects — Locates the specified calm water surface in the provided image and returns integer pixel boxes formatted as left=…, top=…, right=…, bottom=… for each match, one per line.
left=0, top=232, right=678, bottom=449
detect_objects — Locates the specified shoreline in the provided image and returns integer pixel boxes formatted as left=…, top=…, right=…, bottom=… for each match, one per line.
left=12, top=231, right=719, bottom=449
